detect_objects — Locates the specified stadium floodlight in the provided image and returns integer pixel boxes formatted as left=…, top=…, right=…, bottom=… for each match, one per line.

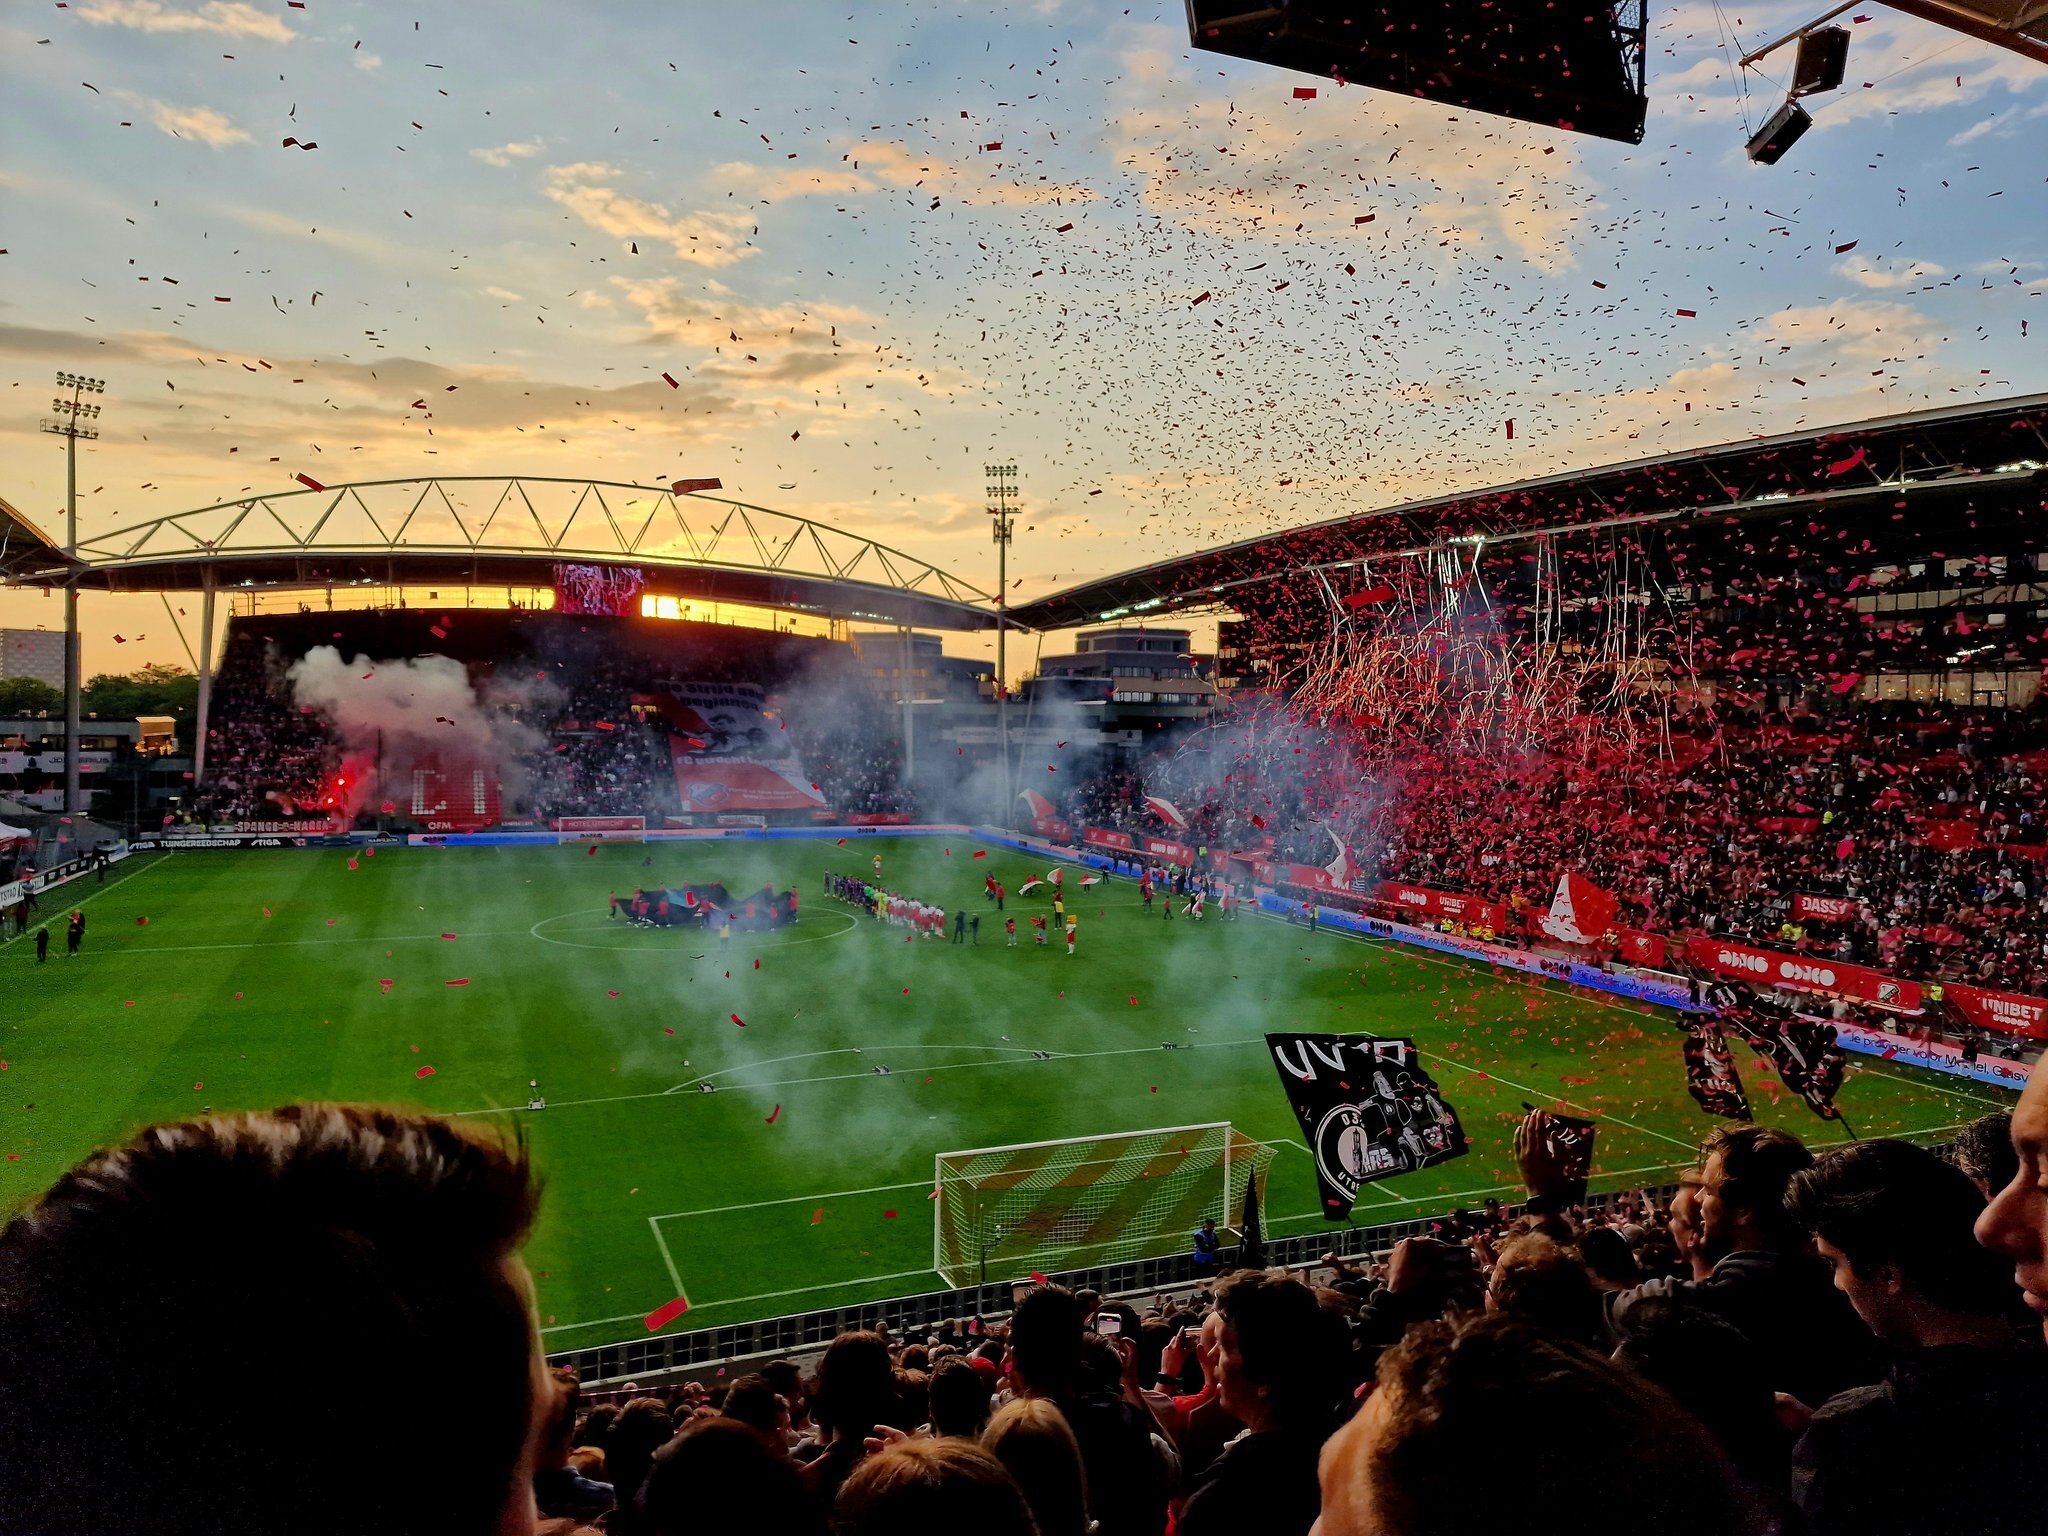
left=986, top=464, right=1021, bottom=824
left=39, top=371, right=109, bottom=816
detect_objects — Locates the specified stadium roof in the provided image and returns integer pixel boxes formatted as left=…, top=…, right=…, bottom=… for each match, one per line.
left=0, top=493, right=79, bottom=583
left=2, top=477, right=999, bottom=632
left=1008, top=393, right=2048, bottom=630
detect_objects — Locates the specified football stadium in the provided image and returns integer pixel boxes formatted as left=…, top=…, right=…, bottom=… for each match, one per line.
left=4, top=4, right=2048, bottom=1535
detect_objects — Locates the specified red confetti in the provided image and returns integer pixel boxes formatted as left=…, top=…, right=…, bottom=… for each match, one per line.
left=441, top=932, right=458, bottom=940
left=644, top=1296, right=690, bottom=1331
left=731, top=1013, right=746, bottom=1027
left=1675, top=308, right=1697, bottom=318
left=662, top=372, right=679, bottom=388
left=973, top=850, right=987, bottom=858
left=1030, top=1272, right=1049, bottom=1284
left=1293, top=86, right=1318, bottom=99
left=1190, top=291, right=1211, bottom=307
left=135, top=915, right=148, bottom=925
left=1354, top=213, right=1375, bottom=224
left=811, top=1208, right=824, bottom=1225
left=1505, top=419, right=1515, bottom=440
left=765, top=1104, right=781, bottom=1123
left=1827, top=445, right=1867, bottom=477
left=415, top=1065, right=436, bottom=1078
left=1834, top=240, right=1858, bottom=254
left=445, top=979, right=469, bottom=987
left=295, top=473, right=326, bottom=491
left=883, top=1209, right=898, bottom=1218
left=753, top=958, right=760, bottom=969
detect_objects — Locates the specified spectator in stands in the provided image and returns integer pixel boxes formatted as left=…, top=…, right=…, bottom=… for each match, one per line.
left=1178, top=1270, right=1344, bottom=1536
left=1484, top=1232, right=1606, bottom=1348
left=638, top=1417, right=822, bottom=1536
left=1610, top=1298, right=1793, bottom=1499
left=800, top=1328, right=899, bottom=1506
left=534, top=1368, right=617, bottom=1522
left=721, top=1372, right=793, bottom=1448
left=1006, top=1283, right=1168, bottom=1536
left=602, top=1396, right=674, bottom=1532
left=1788, top=1140, right=2048, bottom=1536
left=1601, top=1124, right=1882, bottom=1407
left=928, top=1354, right=995, bottom=1438
left=835, top=1439, right=1038, bottom=1536
left=1976, top=1065, right=2048, bottom=1342
left=0, top=1104, right=545, bottom=1536
left=982, top=1398, right=1090, bottom=1536
left=1315, top=1313, right=1765, bottom=1536
left=1949, top=1109, right=2018, bottom=1200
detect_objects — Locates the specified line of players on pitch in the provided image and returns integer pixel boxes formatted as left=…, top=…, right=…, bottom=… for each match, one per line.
left=823, top=853, right=1241, bottom=957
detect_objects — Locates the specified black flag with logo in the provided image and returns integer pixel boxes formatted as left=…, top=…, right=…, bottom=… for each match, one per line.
left=1681, top=1019, right=1753, bottom=1121
left=1726, top=1003, right=1847, bottom=1121
left=1237, top=1170, right=1267, bottom=1269
left=1541, top=1113, right=1598, bottom=1206
left=1266, top=1033, right=1467, bottom=1220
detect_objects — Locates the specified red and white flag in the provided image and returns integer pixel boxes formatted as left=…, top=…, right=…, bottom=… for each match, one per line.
left=1018, top=788, right=1056, bottom=820
left=1322, top=827, right=1362, bottom=888
left=1537, top=873, right=1619, bottom=946
left=1143, top=794, right=1189, bottom=829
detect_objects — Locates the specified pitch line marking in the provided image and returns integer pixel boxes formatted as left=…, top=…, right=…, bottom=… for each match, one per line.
left=648, top=1217, right=687, bottom=1296
left=0, top=852, right=167, bottom=948
left=663, top=1042, right=1076, bottom=1096
left=648, top=1178, right=934, bottom=1224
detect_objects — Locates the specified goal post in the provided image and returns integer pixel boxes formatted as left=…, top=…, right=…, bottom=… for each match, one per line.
left=933, top=1122, right=1275, bottom=1290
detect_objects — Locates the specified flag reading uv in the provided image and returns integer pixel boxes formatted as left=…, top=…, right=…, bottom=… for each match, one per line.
left=1265, top=1033, right=1467, bottom=1220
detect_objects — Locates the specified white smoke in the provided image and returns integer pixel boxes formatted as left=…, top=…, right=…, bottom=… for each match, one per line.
left=286, top=646, right=554, bottom=818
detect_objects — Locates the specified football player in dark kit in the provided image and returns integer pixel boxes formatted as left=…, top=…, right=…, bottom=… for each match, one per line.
left=65, top=911, right=85, bottom=956
left=34, top=927, right=49, bottom=963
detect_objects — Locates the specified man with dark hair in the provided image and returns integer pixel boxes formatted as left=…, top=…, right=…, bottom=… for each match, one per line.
left=1787, top=1139, right=2048, bottom=1536
left=1485, top=1233, right=1605, bottom=1348
left=1604, top=1123, right=1881, bottom=1406
left=1610, top=1299, right=1790, bottom=1497
left=0, top=1103, right=546, bottom=1536
left=928, top=1354, right=995, bottom=1438
left=1006, top=1284, right=1166, bottom=1536
left=1949, top=1110, right=2017, bottom=1201
left=1316, top=1312, right=1763, bottom=1536
left=1178, top=1271, right=1343, bottom=1536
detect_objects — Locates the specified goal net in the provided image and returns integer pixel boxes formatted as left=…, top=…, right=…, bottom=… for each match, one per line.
left=933, top=1122, right=1274, bottom=1290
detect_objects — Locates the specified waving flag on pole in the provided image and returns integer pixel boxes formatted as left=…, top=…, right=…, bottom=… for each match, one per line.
left=1537, top=872, right=1618, bottom=946
left=1018, top=788, right=1056, bottom=821
left=1322, top=828, right=1362, bottom=889
left=1143, top=795, right=1189, bottom=830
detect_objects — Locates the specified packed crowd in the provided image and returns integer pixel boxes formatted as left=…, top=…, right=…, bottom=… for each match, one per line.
left=5, top=1093, right=2047, bottom=1536
left=1060, top=696, right=2048, bottom=998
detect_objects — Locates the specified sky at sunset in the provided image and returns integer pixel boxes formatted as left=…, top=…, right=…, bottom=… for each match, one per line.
left=2, top=0, right=2044, bottom=678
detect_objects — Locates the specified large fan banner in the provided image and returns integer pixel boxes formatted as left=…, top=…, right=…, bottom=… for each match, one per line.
left=1265, top=1033, right=1467, bottom=1220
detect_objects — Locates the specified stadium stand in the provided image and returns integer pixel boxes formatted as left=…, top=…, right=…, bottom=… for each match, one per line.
left=5, top=1096, right=2045, bottom=1535
left=185, top=611, right=904, bottom=830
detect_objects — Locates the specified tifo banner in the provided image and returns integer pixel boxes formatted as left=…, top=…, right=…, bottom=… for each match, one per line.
left=1377, top=881, right=1510, bottom=933
left=1082, top=826, right=1135, bottom=853
left=1264, top=1033, right=1467, bottom=1220
left=1791, top=893, right=1862, bottom=922
left=647, top=682, right=828, bottom=814
left=1946, top=983, right=2048, bottom=1041
left=1683, top=936, right=1921, bottom=1013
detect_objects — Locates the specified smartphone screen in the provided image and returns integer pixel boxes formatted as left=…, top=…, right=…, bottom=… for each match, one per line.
left=1097, top=1314, right=1121, bottom=1336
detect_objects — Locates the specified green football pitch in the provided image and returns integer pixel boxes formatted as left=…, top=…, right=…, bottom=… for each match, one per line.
left=0, top=835, right=2007, bottom=1348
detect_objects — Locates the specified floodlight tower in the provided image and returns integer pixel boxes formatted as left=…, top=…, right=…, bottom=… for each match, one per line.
left=986, top=464, right=1020, bottom=825
left=40, top=372, right=105, bottom=817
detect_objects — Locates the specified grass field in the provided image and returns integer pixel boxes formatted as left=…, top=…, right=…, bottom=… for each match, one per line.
left=0, top=834, right=2009, bottom=1348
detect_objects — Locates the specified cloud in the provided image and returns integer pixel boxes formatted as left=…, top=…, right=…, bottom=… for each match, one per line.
left=148, top=101, right=249, bottom=148
left=610, top=277, right=896, bottom=386
left=482, top=285, right=525, bottom=303
left=1836, top=256, right=1947, bottom=290
left=75, top=0, right=293, bottom=41
left=472, top=140, right=543, bottom=168
left=714, top=139, right=1098, bottom=208
left=353, top=51, right=382, bottom=72
left=543, top=163, right=757, bottom=267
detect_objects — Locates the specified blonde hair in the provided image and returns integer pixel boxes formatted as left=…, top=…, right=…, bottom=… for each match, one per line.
left=983, top=1398, right=1089, bottom=1536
